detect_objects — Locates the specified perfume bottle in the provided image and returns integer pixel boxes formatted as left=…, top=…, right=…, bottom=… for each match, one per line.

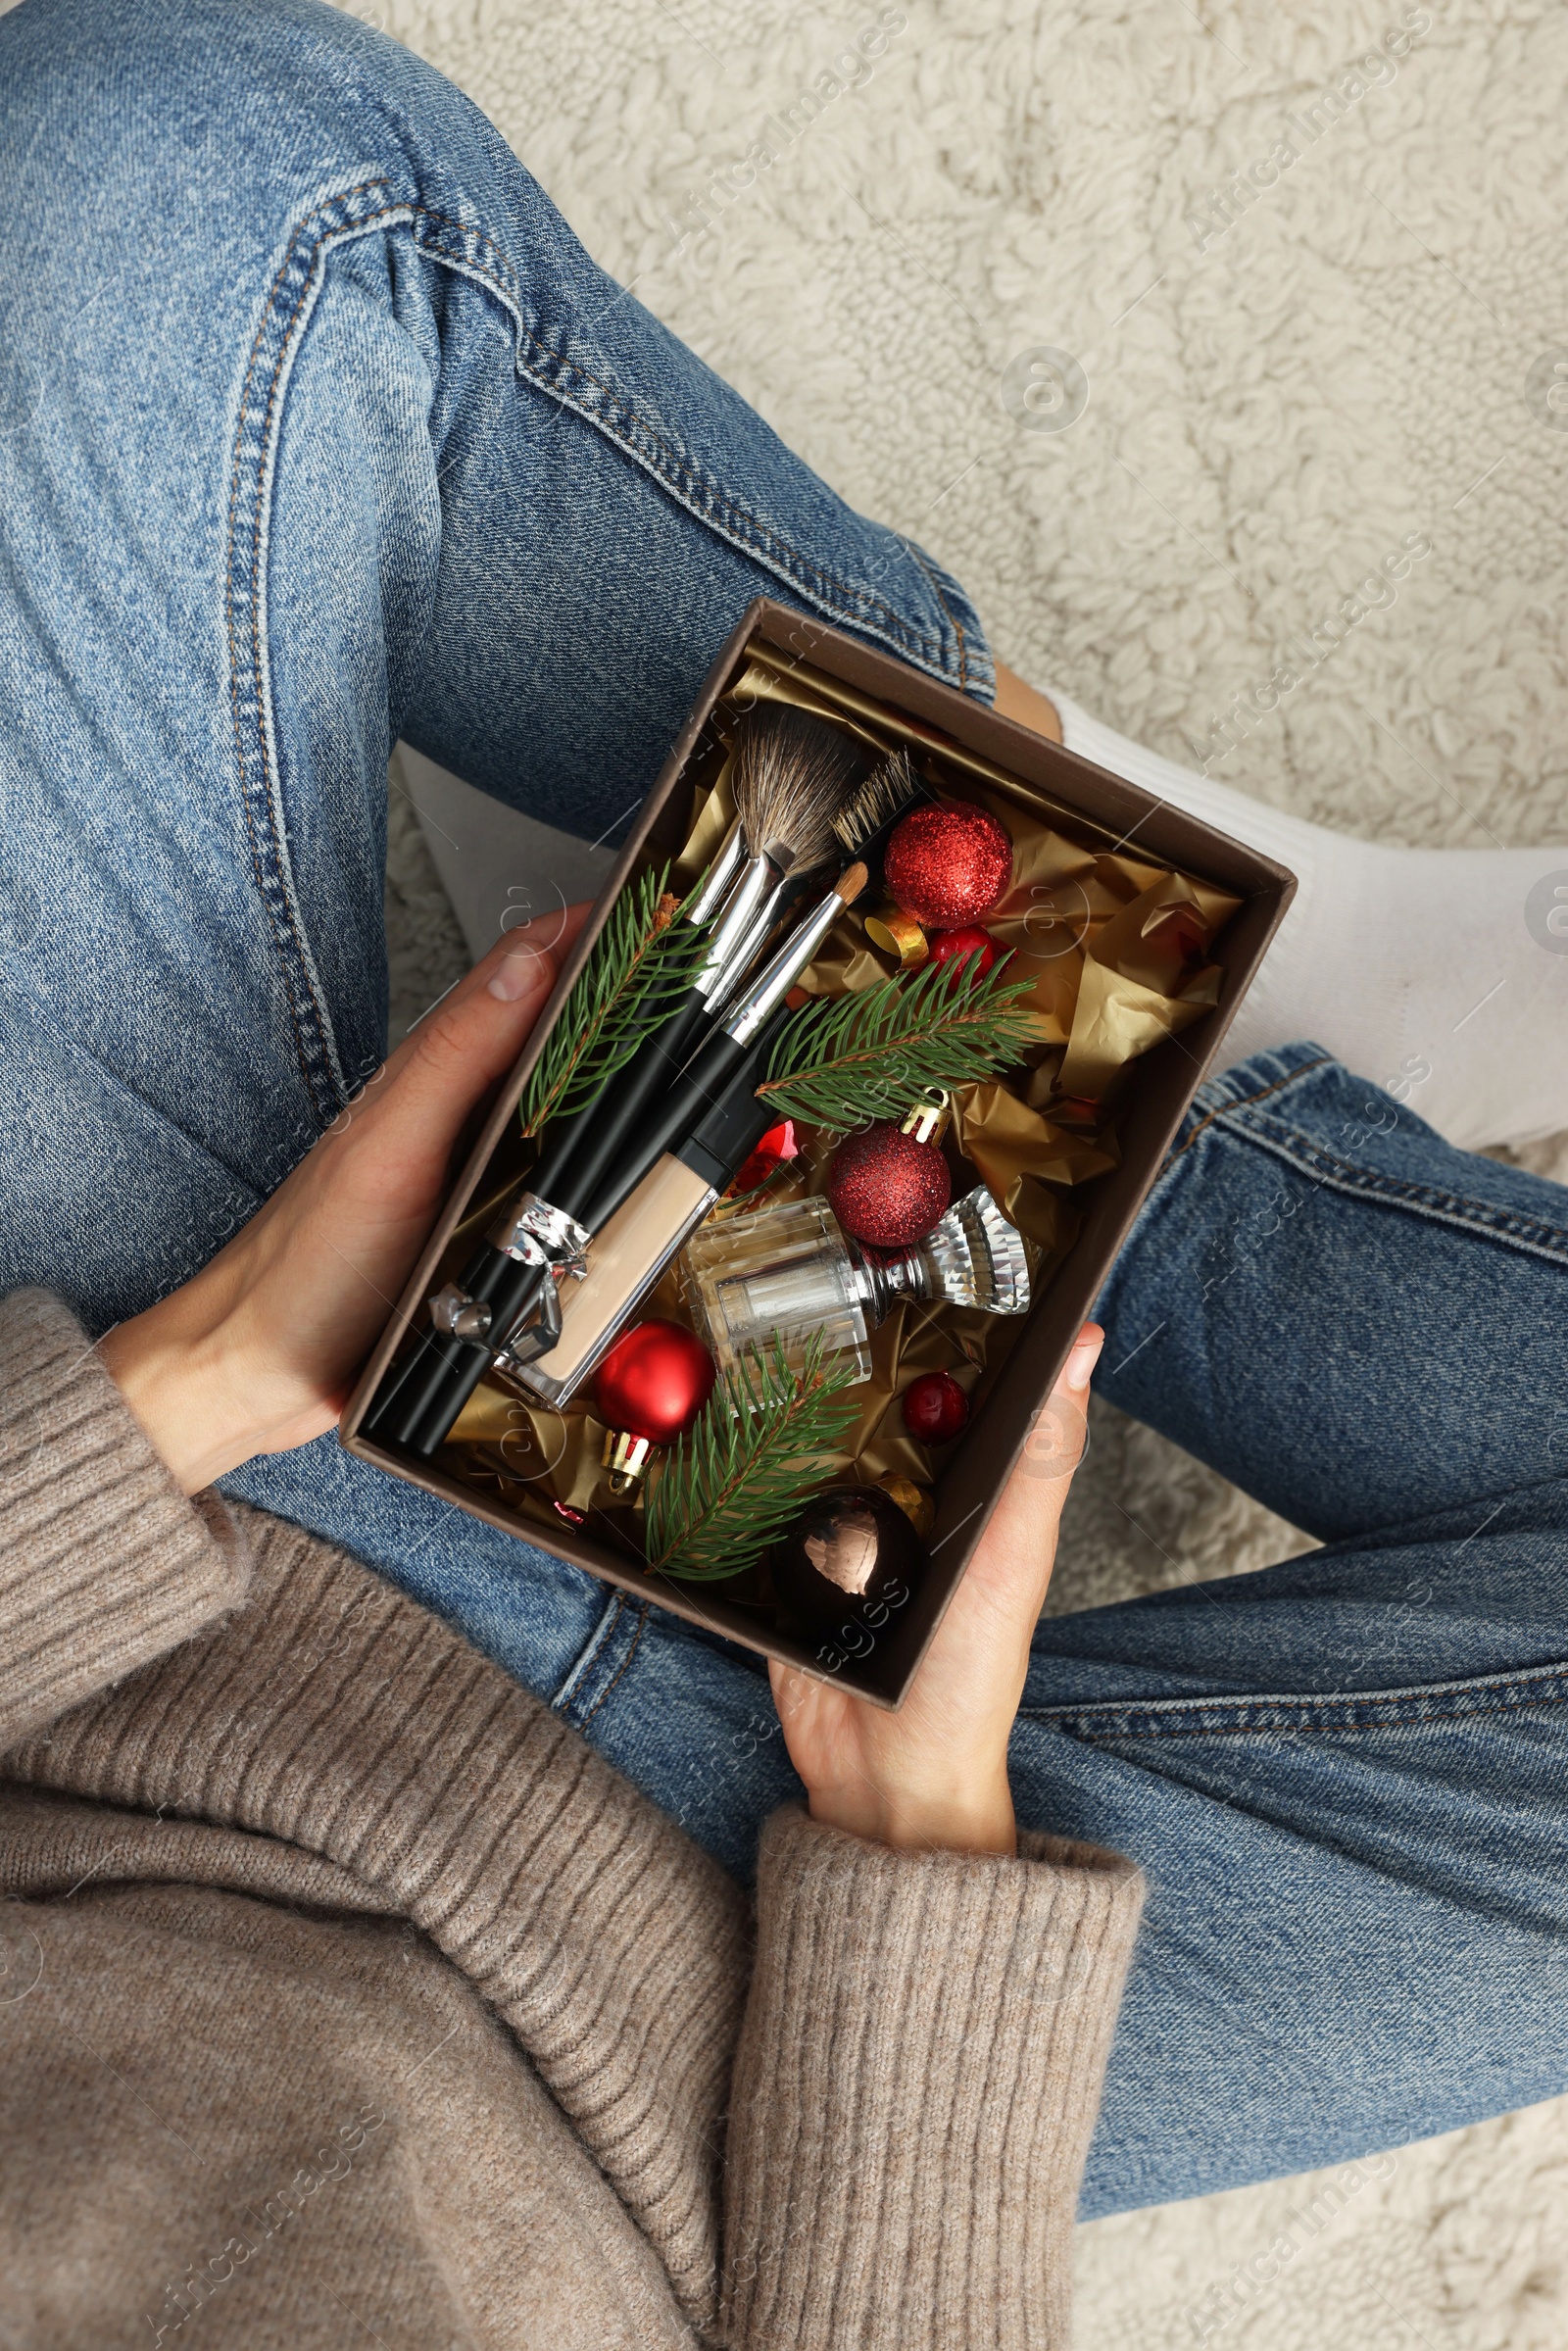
left=681, top=1186, right=1030, bottom=1385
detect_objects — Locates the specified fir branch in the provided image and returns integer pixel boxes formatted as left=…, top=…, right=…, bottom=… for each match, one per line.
left=758, top=955, right=1041, bottom=1132
left=644, top=1333, right=858, bottom=1583
left=518, top=866, right=710, bottom=1138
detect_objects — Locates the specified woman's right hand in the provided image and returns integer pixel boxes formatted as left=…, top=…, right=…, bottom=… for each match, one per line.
left=99, top=911, right=589, bottom=1494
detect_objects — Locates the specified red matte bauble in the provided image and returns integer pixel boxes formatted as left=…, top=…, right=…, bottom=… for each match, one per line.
left=927, top=925, right=1005, bottom=983
left=827, top=1124, right=952, bottom=1249
left=884, top=804, right=1012, bottom=928
left=593, top=1320, right=715, bottom=1444
left=902, top=1371, right=970, bottom=1444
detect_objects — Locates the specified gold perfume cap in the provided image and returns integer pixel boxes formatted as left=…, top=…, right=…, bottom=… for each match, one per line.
left=602, top=1429, right=655, bottom=1495
left=863, top=902, right=929, bottom=969
left=899, top=1088, right=952, bottom=1147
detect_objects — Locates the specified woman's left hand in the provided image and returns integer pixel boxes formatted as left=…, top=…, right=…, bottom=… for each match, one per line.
left=100, top=912, right=587, bottom=1493
left=768, top=1323, right=1102, bottom=1856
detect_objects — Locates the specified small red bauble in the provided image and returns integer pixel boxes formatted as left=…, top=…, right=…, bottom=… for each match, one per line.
left=902, top=1371, right=970, bottom=1444
left=1153, top=906, right=1207, bottom=962
left=593, top=1319, right=715, bottom=1444
left=927, top=925, right=1006, bottom=983
left=884, top=804, right=1012, bottom=928
left=827, top=1124, right=952, bottom=1249
left=728, top=1118, right=800, bottom=1199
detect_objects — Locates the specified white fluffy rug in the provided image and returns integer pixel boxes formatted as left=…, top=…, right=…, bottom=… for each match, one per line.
left=365, top=0, right=1568, bottom=2338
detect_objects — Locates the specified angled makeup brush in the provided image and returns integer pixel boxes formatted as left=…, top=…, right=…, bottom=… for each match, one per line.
left=827, top=744, right=925, bottom=879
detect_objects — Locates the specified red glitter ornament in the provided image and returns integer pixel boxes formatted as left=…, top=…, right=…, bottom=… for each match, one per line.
left=884, top=804, right=1012, bottom=929
left=594, top=1319, right=715, bottom=1445
left=902, top=1371, right=970, bottom=1445
left=927, top=925, right=1006, bottom=983
left=827, top=1123, right=952, bottom=1249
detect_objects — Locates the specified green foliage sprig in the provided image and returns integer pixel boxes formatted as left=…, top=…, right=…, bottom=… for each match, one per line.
left=757, top=955, right=1041, bottom=1132
left=644, top=1333, right=858, bottom=1583
left=518, top=866, right=710, bottom=1138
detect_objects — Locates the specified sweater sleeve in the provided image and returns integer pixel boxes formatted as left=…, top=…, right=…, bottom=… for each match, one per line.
left=720, top=1804, right=1144, bottom=2350
left=0, top=1290, right=249, bottom=1754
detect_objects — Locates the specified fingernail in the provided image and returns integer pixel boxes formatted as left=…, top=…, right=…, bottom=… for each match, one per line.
left=1063, top=1329, right=1103, bottom=1392
left=488, top=946, right=543, bottom=1003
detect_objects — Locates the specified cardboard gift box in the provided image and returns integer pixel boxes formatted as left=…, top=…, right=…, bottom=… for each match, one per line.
left=342, top=599, right=1295, bottom=1705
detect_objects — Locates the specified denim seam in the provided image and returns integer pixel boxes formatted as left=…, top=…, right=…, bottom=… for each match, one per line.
left=505, top=318, right=967, bottom=683
left=226, top=178, right=411, bottom=1121
left=1207, top=1117, right=1568, bottom=1266
left=1024, top=1658, right=1568, bottom=1740
left=899, top=535, right=973, bottom=693
left=1165, top=1056, right=1333, bottom=1168
left=229, top=174, right=976, bottom=1119
left=399, top=201, right=969, bottom=678
left=574, top=1600, right=651, bottom=1728
left=550, top=1590, right=626, bottom=1714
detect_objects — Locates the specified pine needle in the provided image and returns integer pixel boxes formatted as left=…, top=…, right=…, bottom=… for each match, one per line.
left=644, top=1333, right=858, bottom=1582
left=758, top=955, right=1041, bottom=1132
left=518, top=867, right=710, bottom=1137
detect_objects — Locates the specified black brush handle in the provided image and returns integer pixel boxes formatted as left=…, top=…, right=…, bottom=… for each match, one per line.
left=548, top=988, right=716, bottom=1217
left=363, top=1242, right=551, bottom=1456
left=361, top=1017, right=702, bottom=1464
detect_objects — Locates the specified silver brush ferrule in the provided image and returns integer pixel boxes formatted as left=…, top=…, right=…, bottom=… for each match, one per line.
left=693, top=850, right=781, bottom=1001
left=683, top=821, right=748, bottom=930
left=704, top=873, right=797, bottom=1013
left=722, top=885, right=852, bottom=1048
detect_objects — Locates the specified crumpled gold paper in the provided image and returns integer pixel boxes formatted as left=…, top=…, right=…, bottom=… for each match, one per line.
left=447, top=651, right=1243, bottom=1556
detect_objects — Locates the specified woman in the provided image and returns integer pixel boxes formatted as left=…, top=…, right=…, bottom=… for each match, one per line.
left=4, top=1, right=1568, bottom=2341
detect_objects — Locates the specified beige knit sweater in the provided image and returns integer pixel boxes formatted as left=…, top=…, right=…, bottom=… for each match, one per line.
left=0, top=1290, right=1142, bottom=2348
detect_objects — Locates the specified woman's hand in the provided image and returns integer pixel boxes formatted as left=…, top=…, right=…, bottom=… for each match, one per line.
left=768, top=1324, right=1102, bottom=1856
left=99, top=912, right=588, bottom=1493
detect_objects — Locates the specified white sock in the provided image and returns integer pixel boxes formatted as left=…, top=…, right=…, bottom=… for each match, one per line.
left=1050, top=690, right=1568, bottom=1152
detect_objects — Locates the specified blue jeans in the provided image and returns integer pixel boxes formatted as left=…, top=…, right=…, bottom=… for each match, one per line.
left=5, top=0, right=1568, bottom=2222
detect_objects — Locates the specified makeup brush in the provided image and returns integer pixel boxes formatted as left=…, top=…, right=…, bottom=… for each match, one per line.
left=828, top=744, right=925, bottom=874
left=365, top=865, right=866, bottom=1461
left=570, top=752, right=928, bottom=1236
left=533, top=707, right=859, bottom=1214
left=529, top=706, right=858, bottom=1208
left=576, top=861, right=868, bottom=1233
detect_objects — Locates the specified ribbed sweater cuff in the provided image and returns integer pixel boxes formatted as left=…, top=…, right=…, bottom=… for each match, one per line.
left=722, top=1805, right=1144, bottom=2350
left=0, top=1290, right=249, bottom=1752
